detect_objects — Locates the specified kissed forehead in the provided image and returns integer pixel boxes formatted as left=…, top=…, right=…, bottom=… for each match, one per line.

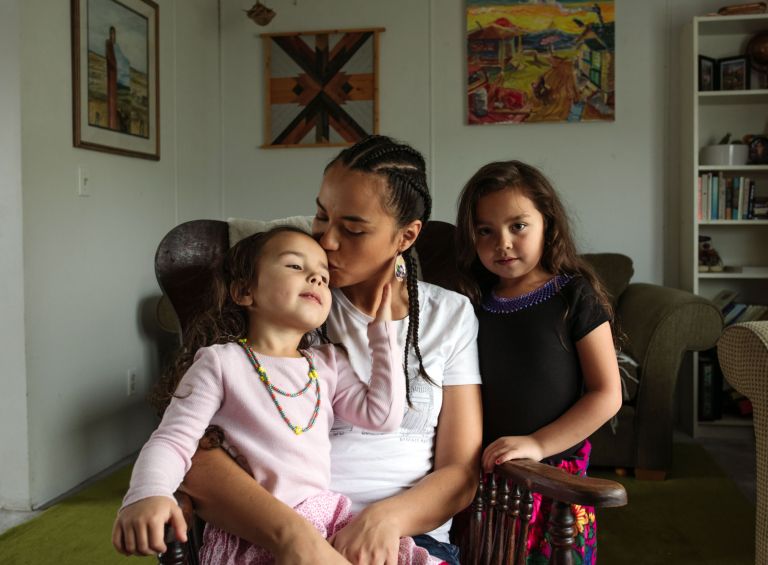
left=318, top=165, right=392, bottom=219
left=262, top=230, right=327, bottom=262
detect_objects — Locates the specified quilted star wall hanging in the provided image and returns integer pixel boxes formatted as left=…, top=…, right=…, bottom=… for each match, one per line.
left=262, top=28, right=383, bottom=148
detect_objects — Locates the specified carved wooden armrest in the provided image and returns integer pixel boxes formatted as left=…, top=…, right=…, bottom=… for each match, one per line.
left=463, top=459, right=627, bottom=565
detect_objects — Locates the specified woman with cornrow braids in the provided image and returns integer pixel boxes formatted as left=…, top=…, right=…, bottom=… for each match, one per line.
left=117, top=137, right=481, bottom=564
left=171, top=136, right=483, bottom=565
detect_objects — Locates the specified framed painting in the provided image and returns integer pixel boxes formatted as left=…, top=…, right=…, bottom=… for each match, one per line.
left=698, top=55, right=716, bottom=91
left=71, top=0, right=160, bottom=160
left=718, top=56, right=750, bottom=91
left=467, top=1, right=615, bottom=124
left=262, top=28, right=383, bottom=148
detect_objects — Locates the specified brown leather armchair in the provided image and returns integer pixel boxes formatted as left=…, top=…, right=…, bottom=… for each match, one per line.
left=152, top=219, right=627, bottom=565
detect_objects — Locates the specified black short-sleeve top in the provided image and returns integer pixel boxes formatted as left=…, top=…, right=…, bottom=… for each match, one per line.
left=477, top=274, right=610, bottom=461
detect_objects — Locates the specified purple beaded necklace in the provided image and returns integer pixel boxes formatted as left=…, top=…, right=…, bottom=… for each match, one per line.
left=482, top=274, right=573, bottom=314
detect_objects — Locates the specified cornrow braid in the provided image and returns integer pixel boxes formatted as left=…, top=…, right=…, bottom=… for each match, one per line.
left=327, top=135, right=433, bottom=395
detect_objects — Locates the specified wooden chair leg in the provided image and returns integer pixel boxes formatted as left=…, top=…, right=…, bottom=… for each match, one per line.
left=635, top=468, right=667, bottom=481
left=548, top=500, right=576, bottom=565
left=514, top=489, right=533, bottom=565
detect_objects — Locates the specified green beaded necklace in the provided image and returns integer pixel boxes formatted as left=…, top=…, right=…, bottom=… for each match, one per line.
left=238, top=338, right=321, bottom=436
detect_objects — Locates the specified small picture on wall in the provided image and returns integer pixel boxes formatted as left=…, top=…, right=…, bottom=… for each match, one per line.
left=71, top=0, right=160, bottom=160
left=718, top=56, right=750, bottom=91
left=698, top=55, right=716, bottom=91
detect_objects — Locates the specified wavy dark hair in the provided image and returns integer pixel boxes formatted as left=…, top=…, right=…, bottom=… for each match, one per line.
left=455, top=160, right=614, bottom=322
left=324, top=135, right=433, bottom=404
left=150, top=226, right=318, bottom=415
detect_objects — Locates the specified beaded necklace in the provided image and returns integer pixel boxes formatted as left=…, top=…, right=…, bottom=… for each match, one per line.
left=238, top=339, right=321, bottom=436
left=482, top=274, right=573, bottom=314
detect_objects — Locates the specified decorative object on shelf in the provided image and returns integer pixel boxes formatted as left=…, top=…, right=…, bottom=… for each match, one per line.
left=718, top=55, right=751, bottom=90
left=745, top=134, right=768, bottom=163
left=261, top=28, right=383, bottom=148
left=747, top=30, right=768, bottom=71
left=700, top=141, right=749, bottom=166
left=699, top=55, right=717, bottom=90
left=747, top=30, right=768, bottom=88
left=71, top=0, right=160, bottom=160
left=245, top=1, right=276, bottom=26
left=466, top=0, right=615, bottom=125
left=698, top=235, right=724, bottom=272
left=716, top=2, right=768, bottom=15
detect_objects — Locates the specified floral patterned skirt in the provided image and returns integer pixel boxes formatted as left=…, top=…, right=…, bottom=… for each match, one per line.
left=525, top=440, right=597, bottom=565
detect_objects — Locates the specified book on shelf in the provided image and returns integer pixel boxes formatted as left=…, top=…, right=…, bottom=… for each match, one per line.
left=739, top=304, right=768, bottom=322
left=755, top=195, right=768, bottom=219
left=696, top=174, right=758, bottom=220
left=708, top=290, right=768, bottom=325
left=723, top=302, right=748, bottom=325
left=711, top=289, right=738, bottom=310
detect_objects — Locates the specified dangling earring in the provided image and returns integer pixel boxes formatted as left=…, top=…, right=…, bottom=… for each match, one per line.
left=394, top=253, right=407, bottom=282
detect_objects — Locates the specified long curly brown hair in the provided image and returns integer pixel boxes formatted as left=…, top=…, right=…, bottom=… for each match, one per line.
left=149, top=226, right=318, bottom=415
left=455, top=160, right=613, bottom=322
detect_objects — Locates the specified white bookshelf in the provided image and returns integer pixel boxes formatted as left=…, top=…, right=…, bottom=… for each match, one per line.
left=680, top=14, right=768, bottom=438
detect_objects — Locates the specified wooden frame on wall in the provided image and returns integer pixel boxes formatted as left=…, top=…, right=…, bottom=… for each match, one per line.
left=71, top=0, right=160, bottom=160
left=261, top=27, right=383, bottom=149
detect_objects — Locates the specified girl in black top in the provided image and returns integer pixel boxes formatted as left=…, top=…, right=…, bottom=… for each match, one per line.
left=455, top=161, right=622, bottom=564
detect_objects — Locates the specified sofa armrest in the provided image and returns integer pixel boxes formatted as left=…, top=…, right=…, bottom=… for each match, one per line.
left=616, top=283, right=722, bottom=471
left=718, top=321, right=768, bottom=561
left=718, top=321, right=768, bottom=403
left=617, top=283, right=722, bottom=365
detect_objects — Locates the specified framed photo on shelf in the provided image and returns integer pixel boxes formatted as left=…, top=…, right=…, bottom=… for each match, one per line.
left=71, top=0, right=160, bottom=160
left=698, top=55, right=716, bottom=91
left=717, top=56, right=751, bottom=91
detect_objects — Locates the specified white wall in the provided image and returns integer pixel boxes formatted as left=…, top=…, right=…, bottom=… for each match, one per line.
left=4, top=0, right=731, bottom=507
left=0, top=0, right=31, bottom=510
left=219, top=0, right=728, bottom=286
left=219, top=0, right=432, bottom=219
left=9, top=0, right=221, bottom=508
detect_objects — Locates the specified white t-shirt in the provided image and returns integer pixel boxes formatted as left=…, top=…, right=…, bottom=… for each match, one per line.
left=327, top=282, right=482, bottom=543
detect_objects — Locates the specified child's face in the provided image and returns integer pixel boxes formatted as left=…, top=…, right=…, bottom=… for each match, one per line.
left=474, top=187, right=547, bottom=287
left=244, top=231, right=332, bottom=332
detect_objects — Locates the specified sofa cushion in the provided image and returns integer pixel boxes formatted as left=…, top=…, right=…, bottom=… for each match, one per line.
left=581, top=253, right=634, bottom=307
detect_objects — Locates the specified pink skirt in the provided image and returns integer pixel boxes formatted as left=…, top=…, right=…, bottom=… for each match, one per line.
left=199, top=490, right=444, bottom=565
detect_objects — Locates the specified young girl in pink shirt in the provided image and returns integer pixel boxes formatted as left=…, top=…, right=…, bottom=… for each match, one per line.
left=112, top=227, right=441, bottom=565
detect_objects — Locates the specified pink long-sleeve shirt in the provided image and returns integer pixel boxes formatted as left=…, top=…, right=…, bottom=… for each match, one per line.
left=122, top=321, right=403, bottom=509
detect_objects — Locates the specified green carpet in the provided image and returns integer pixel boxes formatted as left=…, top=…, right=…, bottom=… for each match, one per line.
left=594, top=442, right=755, bottom=564
left=0, top=442, right=756, bottom=564
left=0, top=465, right=153, bottom=565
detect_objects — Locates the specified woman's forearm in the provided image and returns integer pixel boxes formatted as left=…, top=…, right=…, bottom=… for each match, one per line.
left=367, top=461, right=478, bottom=536
left=181, top=447, right=322, bottom=552
left=367, top=384, right=482, bottom=536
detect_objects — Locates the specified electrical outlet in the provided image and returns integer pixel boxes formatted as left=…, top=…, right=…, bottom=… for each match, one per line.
left=126, top=369, right=137, bottom=396
left=77, top=166, right=91, bottom=197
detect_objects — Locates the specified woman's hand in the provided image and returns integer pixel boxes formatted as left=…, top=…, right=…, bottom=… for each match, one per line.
left=112, top=496, right=187, bottom=556
left=481, top=435, right=545, bottom=472
left=373, top=282, right=392, bottom=322
left=330, top=504, right=401, bottom=565
left=275, top=536, right=354, bottom=565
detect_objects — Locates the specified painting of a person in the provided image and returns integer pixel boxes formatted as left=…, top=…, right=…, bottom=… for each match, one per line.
left=106, top=25, right=131, bottom=131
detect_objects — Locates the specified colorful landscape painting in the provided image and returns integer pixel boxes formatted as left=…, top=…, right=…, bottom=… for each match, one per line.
left=467, top=1, right=615, bottom=124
